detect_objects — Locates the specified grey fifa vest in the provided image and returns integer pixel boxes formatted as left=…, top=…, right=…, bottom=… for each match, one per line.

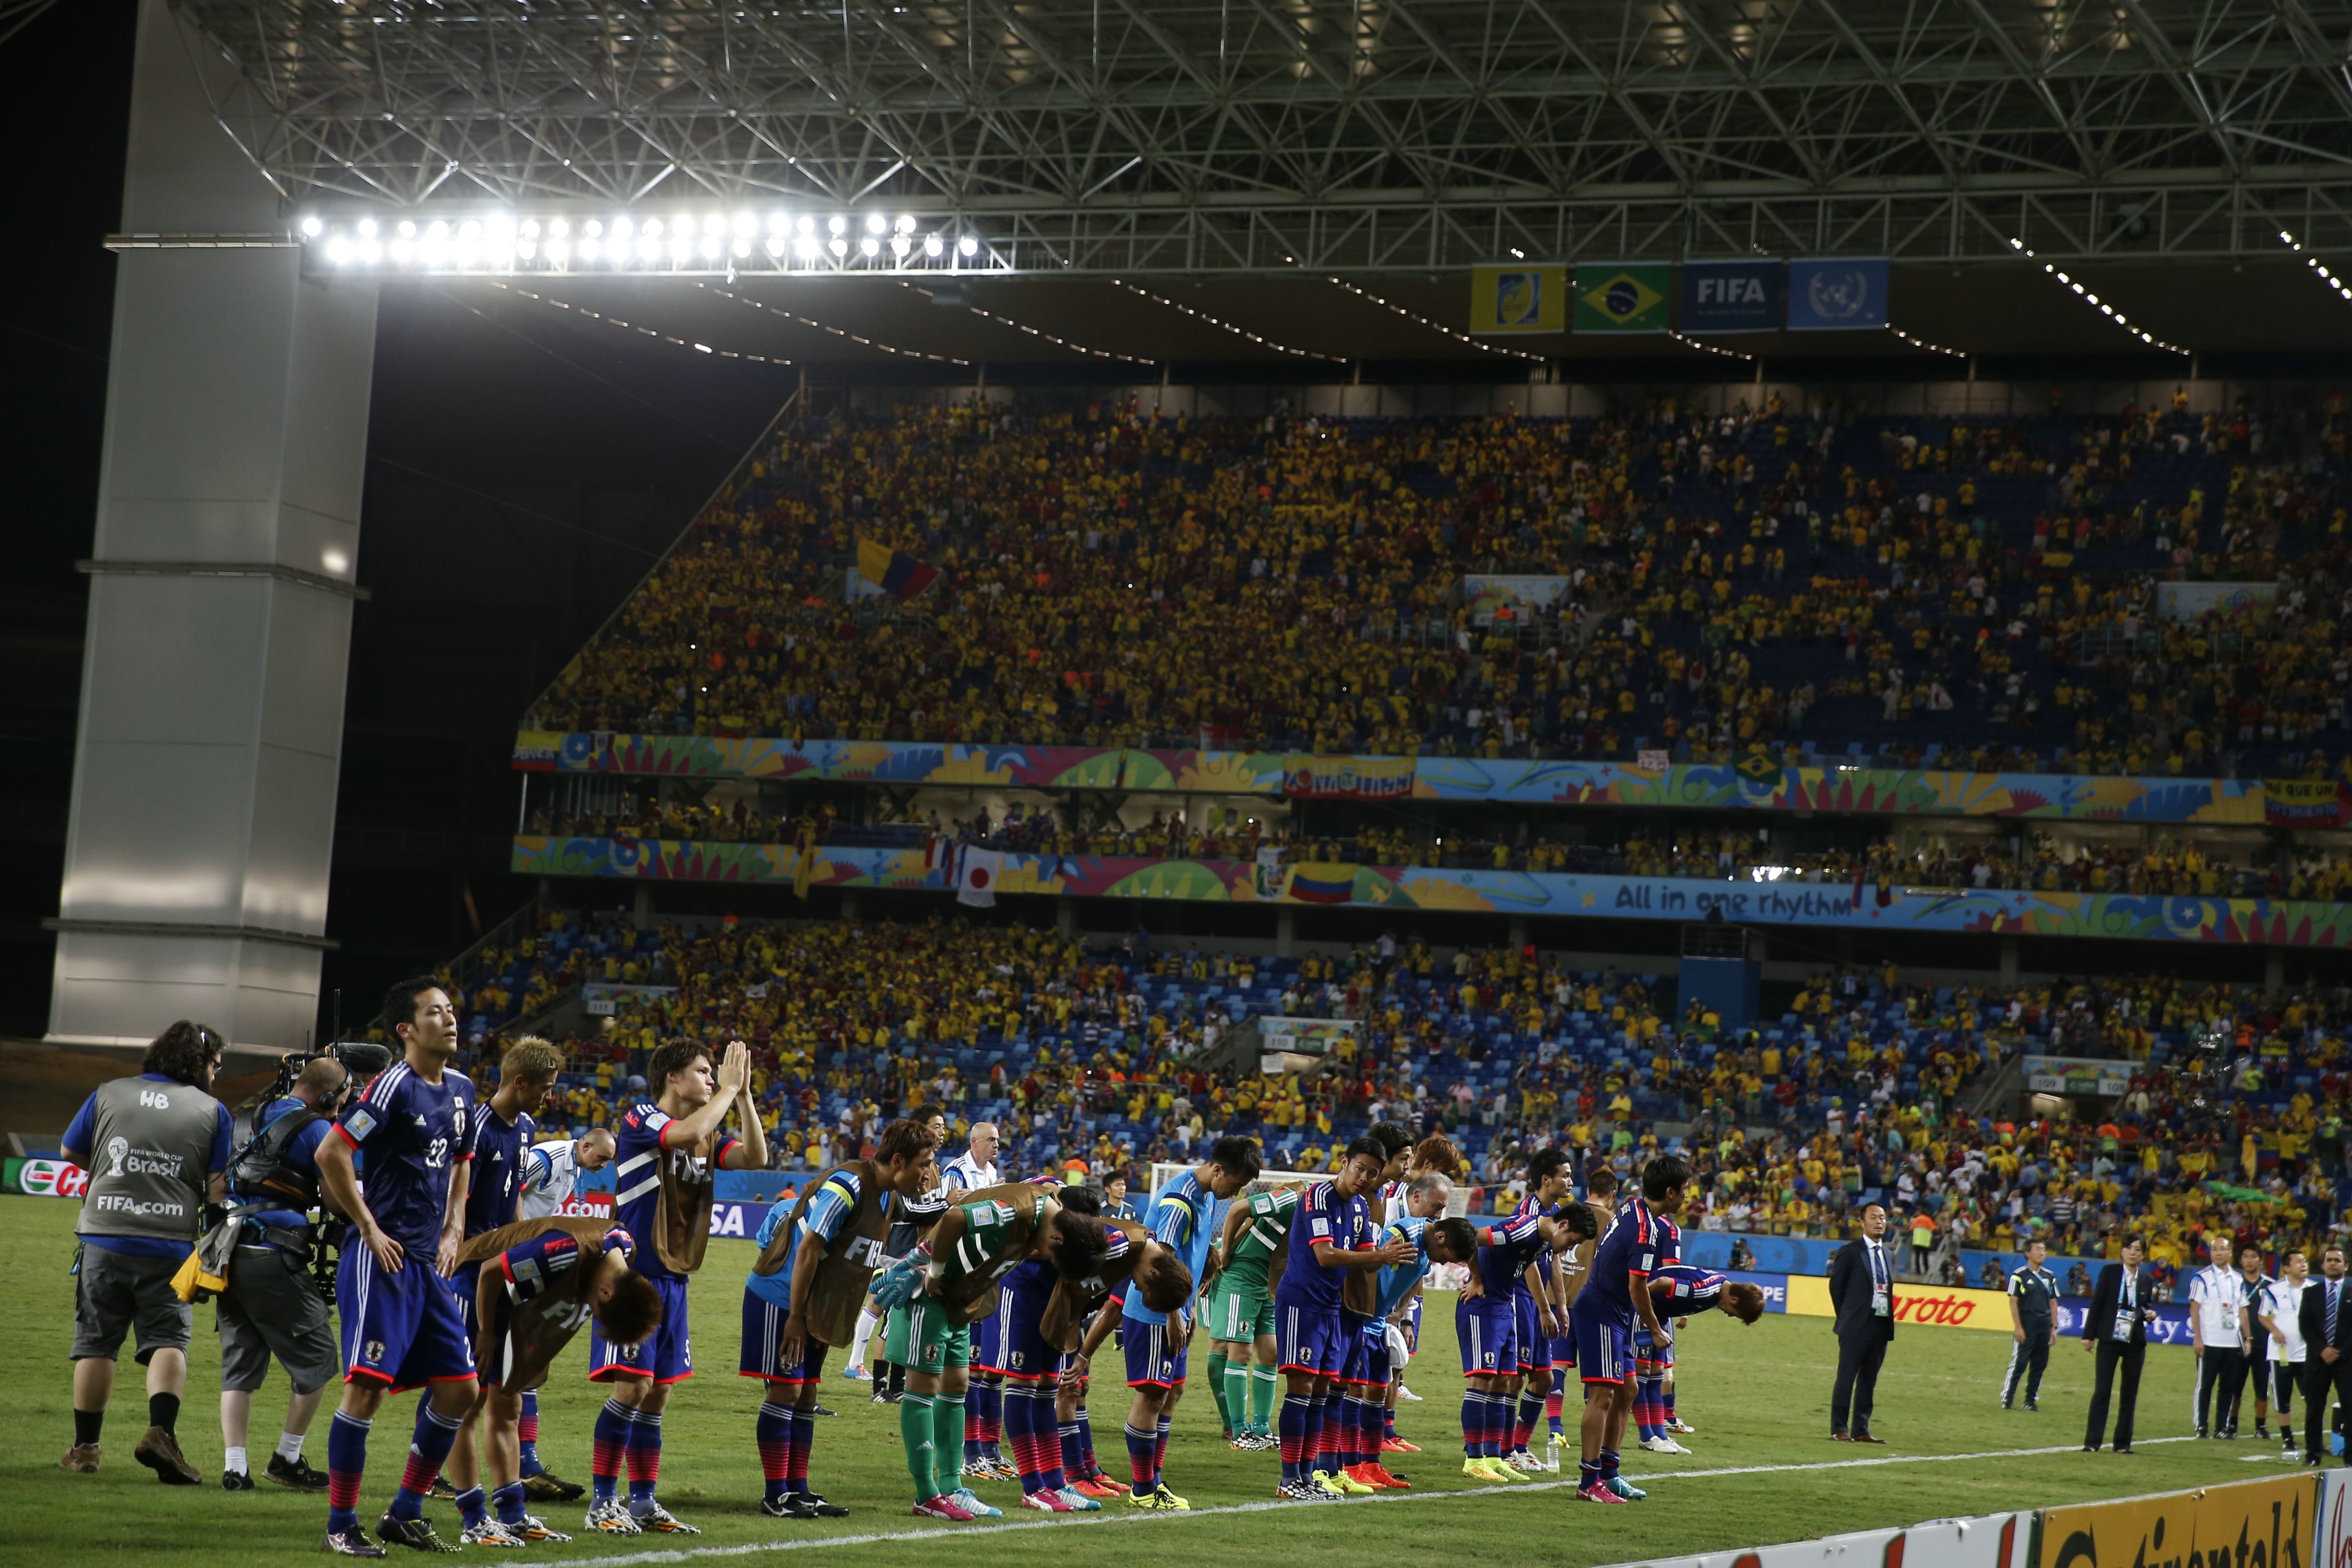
left=76, top=1077, right=221, bottom=1242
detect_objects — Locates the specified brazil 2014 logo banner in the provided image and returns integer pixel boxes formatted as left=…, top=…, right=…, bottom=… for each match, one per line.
left=1469, top=264, right=1565, bottom=334
left=1573, top=263, right=1671, bottom=333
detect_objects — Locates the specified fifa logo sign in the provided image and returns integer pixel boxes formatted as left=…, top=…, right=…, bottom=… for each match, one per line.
left=1694, top=276, right=1767, bottom=306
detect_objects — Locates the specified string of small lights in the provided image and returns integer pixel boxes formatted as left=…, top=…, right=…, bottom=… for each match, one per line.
left=1668, top=328, right=1753, bottom=362
left=1886, top=323, right=1966, bottom=358
left=2007, top=238, right=2189, bottom=354
left=1107, top=278, right=1342, bottom=361
left=699, top=281, right=967, bottom=363
left=952, top=298, right=1153, bottom=364
left=1328, top=276, right=1547, bottom=363
left=479, top=280, right=799, bottom=363
left=2278, top=229, right=2352, bottom=303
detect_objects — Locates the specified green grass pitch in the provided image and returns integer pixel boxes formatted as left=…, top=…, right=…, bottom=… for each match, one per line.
left=8, top=1198, right=2278, bottom=1568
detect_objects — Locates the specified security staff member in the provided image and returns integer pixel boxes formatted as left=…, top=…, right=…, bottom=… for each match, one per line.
left=2002, top=1238, right=2060, bottom=1411
left=2081, top=1235, right=2153, bottom=1453
left=2190, top=1237, right=2247, bottom=1438
left=58, top=1021, right=233, bottom=1485
left=2299, top=1244, right=2352, bottom=1467
left=216, top=1055, right=350, bottom=1492
left=1827, top=1201, right=1895, bottom=1442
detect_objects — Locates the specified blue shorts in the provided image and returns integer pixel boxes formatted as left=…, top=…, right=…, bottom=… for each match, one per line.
left=1275, top=1297, right=1344, bottom=1377
left=1571, top=1297, right=1632, bottom=1386
left=453, top=1261, right=482, bottom=1336
left=738, top=1289, right=824, bottom=1384
left=1122, top=1318, right=1187, bottom=1388
left=1356, top=1331, right=1392, bottom=1388
left=1634, top=1334, right=1675, bottom=1376
left=1548, top=1335, right=1576, bottom=1366
left=1336, top=1313, right=1374, bottom=1385
left=591, top=1272, right=692, bottom=1383
left=1515, top=1295, right=1553, bottom=1373
left=973, top=1289, right=1008, bottom=1373
left=339, top=1244, right=477, bottom=1393
left=996, top=1273, right=1060, bottom=1379
left=1456, top=1296, right=1516, bottom=1377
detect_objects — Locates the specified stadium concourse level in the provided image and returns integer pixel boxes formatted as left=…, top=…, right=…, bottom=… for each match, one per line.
left=409, top=906, right=2352, bottom=1277
left=528, top=796, right=2352, bottom=903
left=527, top=395, right=2352, bottom=782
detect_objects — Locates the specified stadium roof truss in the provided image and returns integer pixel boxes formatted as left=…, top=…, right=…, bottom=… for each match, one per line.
left=173, top=0, right=2352, bottom=276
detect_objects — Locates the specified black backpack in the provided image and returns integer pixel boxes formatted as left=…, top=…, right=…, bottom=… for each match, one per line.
left=229, top=1103, right=324, bottom=1208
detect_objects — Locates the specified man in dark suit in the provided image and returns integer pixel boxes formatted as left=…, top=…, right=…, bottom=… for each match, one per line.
left=2299, top=1242, right=2352, bottom=1466
left=2081, top=1235, right=2152, bottom=1453
left=1827, top=1201, right=1895, bottom=1442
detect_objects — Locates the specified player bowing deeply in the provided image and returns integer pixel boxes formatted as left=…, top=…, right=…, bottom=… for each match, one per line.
left=510, top=1118, right=615, bottom=1500
left=740, top=1118, right=939, bottom=1519
left=313, top=978, right=481, bottom=1557
left=1567, top=1154, right=1690, bottom=1504
left=450, top=1218, right=663, bottom=1544
left=1327, top=1172, right=1477, bottom=1497
left=586, top=1038, right=768, bottom=1536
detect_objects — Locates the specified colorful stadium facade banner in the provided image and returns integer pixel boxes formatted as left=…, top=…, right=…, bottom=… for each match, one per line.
left=2265, top=780, right=2352, bottom=829
left=1468, top=265, right=1566, bottom=334
left=1607, top=1510, right=2031, bottom=1568
left=513, top=733, right=2278, bottom=826
left=1574, top=262, right=1672, bottom=333
left=1679, top=259, right=1784, bottom=334
left=1461, top=573, right=1572, bottom=619
left=2154, top=579, right=2277, bottom=621
left=510, top=835, right=2352, bottom=947
left=2023, top=1055, right=2133, bottom=1097
left=2038, top=1476, right=2313, bottom=1568
left=1788, top=257, right=1890, bottom=330
left=1280, top=755, right=1412, bottom=801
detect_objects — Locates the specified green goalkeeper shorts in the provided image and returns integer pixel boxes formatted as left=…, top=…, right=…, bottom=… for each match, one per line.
left=882, top=1299, right=972, bottom=1375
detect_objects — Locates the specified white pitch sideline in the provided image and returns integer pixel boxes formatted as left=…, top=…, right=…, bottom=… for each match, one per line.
left=538, top=1436, right=2196, bottom=1568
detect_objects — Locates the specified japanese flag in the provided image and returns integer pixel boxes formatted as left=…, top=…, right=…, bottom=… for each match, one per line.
left=957, top=847, right=1002, bottom=908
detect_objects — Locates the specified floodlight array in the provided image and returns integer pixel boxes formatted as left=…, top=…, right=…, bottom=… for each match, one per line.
left=301, top=210, right=993, bottom=276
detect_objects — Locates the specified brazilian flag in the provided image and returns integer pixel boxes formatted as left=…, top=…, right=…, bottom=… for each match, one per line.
left=1574, top=263, right=1671, bottom=334
left=1735, top=750, right=1782, bottom=787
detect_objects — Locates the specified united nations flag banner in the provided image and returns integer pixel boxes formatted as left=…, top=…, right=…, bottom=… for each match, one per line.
left=1680, top=260, right=1783, bottom=333
left=1469, top=264, right=1566, bottom=334
left=1573, top=262, right=1671, bottom=333
left=1788, top=258, right=1889, bottom=331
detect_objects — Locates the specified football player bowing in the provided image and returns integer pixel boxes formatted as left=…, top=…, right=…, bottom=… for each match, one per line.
left=740, top=1118, right=941, bottom=1520
left=445, top=1219, right=663, bottom=1545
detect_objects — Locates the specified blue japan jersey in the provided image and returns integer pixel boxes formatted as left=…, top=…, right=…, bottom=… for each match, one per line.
left=1274, top=1179, right=1371, bottom=1311
left=611, top=1100, right=739, bottom=1282
left=1125, top=1167, right=1221, bottom=1327
left=1369, top=1215, right=1431, bottom=1321
left=1473, top=1205, right=1547, bottom=1297
left=1584, top=1197, right=1680, bottom=1319
left=463, top=1102, right=536, bottom=1238
left=744, top=1169, right=864, bottom=1309
left=335, top=1063, right=475, bottom=1257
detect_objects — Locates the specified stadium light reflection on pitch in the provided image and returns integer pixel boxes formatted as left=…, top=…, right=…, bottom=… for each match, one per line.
left=296, top=210, right=1001, bottom=276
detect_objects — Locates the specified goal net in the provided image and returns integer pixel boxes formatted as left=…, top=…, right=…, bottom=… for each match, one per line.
left=1149, top=1163, right=1474, bottom=1218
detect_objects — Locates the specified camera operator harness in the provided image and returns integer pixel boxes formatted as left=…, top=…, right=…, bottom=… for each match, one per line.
left=221, top=1040, right=394, bottom=1301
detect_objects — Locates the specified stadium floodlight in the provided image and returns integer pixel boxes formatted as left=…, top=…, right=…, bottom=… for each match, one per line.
left=865, top=213, right=886, bottom=235
left=546, top=239, right=568, bottom=267
left=732, top=236, right=751, bottom=259
left=672, top=233, right=696, bottom=263
left=860, top=236, right=879, bottom=257
left=642, top=217, right=663, bottom=238
left=326, top=235, right=351, bottom=264
left=733, top=211, right=755, bottom=236
left=356, top=217, right=378, bottom=239
left=796, top=236, right=819, bottom=261
left=894, top=214, right=916, bottom=234
left=390, top=237, right=413, bottom=264
left=958, top=234, right=979, bottom=257
left=924, top=234, right=944, bottom=259
left=768, top=212, right=788, bottom=234
left=891, top=235, right=912, bottom=260
left=549, top=218, right=569, bottom=238
left=520, top=219, right=540, bottom=238
left=828, top=215, right=846, bottom=236
left=764, top=234, right=785, bottom=258
left=606, top=216, right=627, bottom=239
left=637, top=234, right=661, bottom=262
left=300, top=214, right=323, bottom=237
left=701, top=213, right=723, bottom=236
left=580, top=236, right=602, bottom=261
left=397, top=219, right=416, bottom=239
left=829, top=237, right=848, bottom=257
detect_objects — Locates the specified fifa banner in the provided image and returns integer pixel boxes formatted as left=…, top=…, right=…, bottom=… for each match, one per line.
left=2, top=1157, right=88, bottom=1197
left=1788, top=257, right=1890, bottom=331
left=1680, top=259, right=1783, bottom=334
left=1469, top=265, right=1566, bottom=334
left=2155, top=580, right=2277, bottom=621
left=2266, top=780, right=2352, bottom=829
left=2040, top=1477, right=2313, bottom=1568
left=1575, top=263, right=1672, bottom=333
left=1281, top=754, right=1413, bottom=801
left=1609, top=1510, right=2031, bottom=1568
left=1463, top=574, right=1572, bottom=620
left=2024, top=1055, right=2132, bottom=1097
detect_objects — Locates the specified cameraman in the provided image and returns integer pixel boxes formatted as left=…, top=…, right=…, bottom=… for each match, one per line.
left=59, top=1021, right=231, bottom=1484
left=216, top=1054, right=352, bottom=1493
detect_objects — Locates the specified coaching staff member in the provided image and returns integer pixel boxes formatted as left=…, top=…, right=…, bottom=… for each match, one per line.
left=2081, top=1235, right=2153, bottom=1453
left=58, top=1021, right=233, bottom=1484
left=2300, top=1243, right=2352, bottom=1466
left=1828, top=1200, right=1895, bottom=1443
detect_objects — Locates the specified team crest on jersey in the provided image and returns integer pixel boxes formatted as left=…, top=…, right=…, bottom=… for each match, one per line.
left=364, top=1340, right=385, bottom=1363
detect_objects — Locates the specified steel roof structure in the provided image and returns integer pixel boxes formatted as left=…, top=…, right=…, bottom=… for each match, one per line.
left=170, top=0, right=2352, bottom=276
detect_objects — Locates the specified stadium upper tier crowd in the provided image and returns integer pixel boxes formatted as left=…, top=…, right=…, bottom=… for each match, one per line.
left=525, top=396, right=2352, bottom=780
left=414, top=905, right=2352, bottom=1275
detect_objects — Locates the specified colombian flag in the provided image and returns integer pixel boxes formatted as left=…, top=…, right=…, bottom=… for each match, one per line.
left=856, top=537, right=940, bottom=599
left=1287, top=863, right=1357, bottom=904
